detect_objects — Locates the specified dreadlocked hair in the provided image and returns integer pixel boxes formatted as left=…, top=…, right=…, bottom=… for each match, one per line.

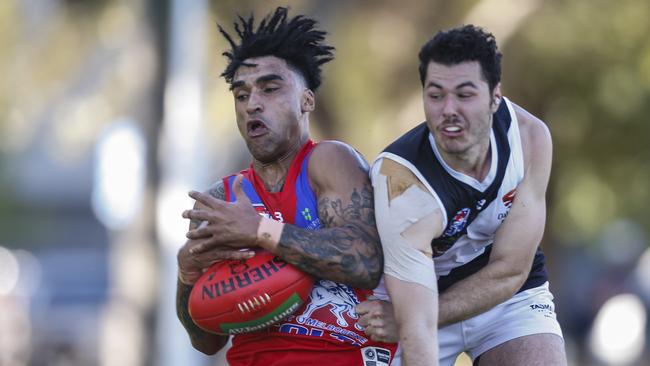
left=219, top=7, right=334, bottom=91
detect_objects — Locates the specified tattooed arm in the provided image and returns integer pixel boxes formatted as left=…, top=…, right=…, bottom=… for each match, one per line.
left=277, top=141, right=383, bottom=289
left=182, top=142, right=383, bottom=289
left=175, top=181, right=242, bottom=354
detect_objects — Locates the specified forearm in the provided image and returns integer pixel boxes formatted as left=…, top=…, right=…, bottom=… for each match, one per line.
left=276, top=224, right=382, bottom=288
left=400, top=323, right=438, bottom=366
left=386, top=275, right=438, bottom=366
left=176, top=279, right=228, bottom=354
left=438, top=259, right=526, bottom=327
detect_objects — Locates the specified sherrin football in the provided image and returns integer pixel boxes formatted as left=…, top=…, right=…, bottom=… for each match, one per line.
left=189, top=250, right=314, bottom=335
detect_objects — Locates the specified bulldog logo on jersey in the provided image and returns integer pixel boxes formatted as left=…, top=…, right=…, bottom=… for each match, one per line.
left=444, top=207, right=471, bottom=237
left=297, top=279, right=362, bottom=330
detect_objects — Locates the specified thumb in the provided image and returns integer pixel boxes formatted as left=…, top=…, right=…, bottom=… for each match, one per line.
left=232, top=174, right=252, bottom=205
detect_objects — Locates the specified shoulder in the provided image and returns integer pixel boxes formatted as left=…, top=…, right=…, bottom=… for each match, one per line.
left=308, top=140, right=370, bottom=193
left=192, top=179, right=226, bottom=211
left=309, top=140, right=369, bottom=174
left=311, top=140, right=367, bottom=164
left=373, top=157, right=429, bottom=201
left=511, top=101, right=553, bottom=163
left=510, top=101, right=553, bottom=187
left=207, top=179, right=226, bottom=200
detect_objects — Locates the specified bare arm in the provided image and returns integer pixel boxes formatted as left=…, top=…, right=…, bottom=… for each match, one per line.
left=175, top=181, right=232, bottom=355
left=386, top=276, right=438, bottom=366
left=182, top=142, right=383, bottom=289
left=276, top=141, right=383, bottom=289
left=438, top=111, right=553, bottom=326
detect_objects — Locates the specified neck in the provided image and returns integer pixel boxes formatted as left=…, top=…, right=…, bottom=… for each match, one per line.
left=252, top=136, right=308, bottom=192
left=439, top=137, right=492, bottom=181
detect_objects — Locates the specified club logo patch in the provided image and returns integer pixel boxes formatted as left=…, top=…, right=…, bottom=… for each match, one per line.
left=444, top=207, right=471, bottom=237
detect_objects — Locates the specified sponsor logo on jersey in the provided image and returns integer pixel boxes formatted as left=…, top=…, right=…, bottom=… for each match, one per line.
left=444, top=207, right=471, bottom=237
left=301, top=207, right=313, bottom=221
left=361, top=346, right=391, bottom=366
left=502, top=188, right=516, bottom=208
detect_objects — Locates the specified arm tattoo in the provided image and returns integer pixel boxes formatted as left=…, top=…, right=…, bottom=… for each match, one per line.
left=190, top=180, right=226, bottom=229
left=176, top=280, right=207, bottom=341
left=278, top=181, right=383, bottom=289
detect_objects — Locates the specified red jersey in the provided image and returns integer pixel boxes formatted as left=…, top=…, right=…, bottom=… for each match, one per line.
left=222, top=140, right=397, bottom=365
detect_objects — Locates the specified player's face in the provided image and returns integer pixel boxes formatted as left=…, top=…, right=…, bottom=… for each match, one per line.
left=231, top=56, right=314, bottom=163
left=422, top=61, right=501, bottom=158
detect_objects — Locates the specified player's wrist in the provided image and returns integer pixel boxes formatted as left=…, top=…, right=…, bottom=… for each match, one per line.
left=256, top=216, right=284, bottom=252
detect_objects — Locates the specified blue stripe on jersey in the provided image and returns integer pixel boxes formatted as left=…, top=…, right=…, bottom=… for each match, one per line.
left=225, top=175, right=264, bottom=205
left=293, top=156, right=321, bottom=230
left=224, top=162, right=320, bottom=231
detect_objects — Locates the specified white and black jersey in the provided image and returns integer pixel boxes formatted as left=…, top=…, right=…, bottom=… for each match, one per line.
left=375, top=97, right=547, bottom=293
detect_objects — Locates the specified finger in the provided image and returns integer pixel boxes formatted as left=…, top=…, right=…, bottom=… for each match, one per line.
left=357, top=313, right=370, bottom=328
left=182, top=209, right=215, bottom=222
left=189, top=236, right=254, bottom=256
left=356, top=301, right=371, bottom=315
left=189, top=190, right=226, bottom=209
left=209, top=249, right=256, bottom=261
left=186, top=226, right=212, bottom=239
left=356, top=300, right=381, bottom=316
left=368, top=317, right=385, bottom=328
left=232, top=174, right=252, bottom=205
left=189, top=238, right=218, bottom=255
left=363, top=325, right=381, bottom=340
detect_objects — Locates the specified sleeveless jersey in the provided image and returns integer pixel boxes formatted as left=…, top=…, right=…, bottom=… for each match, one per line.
left=375, top=97, right=547, bottom=293
left=223, top=140, right=397, bottom=366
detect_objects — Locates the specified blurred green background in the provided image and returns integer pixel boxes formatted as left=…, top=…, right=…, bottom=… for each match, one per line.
left=1, top=0, right=649, bottom=365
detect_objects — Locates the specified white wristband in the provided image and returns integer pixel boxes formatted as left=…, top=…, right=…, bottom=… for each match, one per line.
left=257, top=217, right=284, bottom=251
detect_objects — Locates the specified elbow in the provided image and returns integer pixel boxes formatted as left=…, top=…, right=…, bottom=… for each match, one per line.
left=350, top=247, right=383, bottom=289
left=503, top=268, right=529, bottom=297
left=357, top=261, right=383, bottom=289
left=190, top=337, right=225, bottom=355
left=491, top=259, right=530, bottom=298
left=366, top=270, right=383, bottom=289
left=351, top=272, right=381, bottom=290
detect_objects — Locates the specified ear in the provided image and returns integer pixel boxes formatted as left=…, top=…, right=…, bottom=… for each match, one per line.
left=490, top=83, right=502, bottom=113
left=301, top=89, right=315, bottom=113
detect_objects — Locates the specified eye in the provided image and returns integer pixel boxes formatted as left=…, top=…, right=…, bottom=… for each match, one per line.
left=428, top=93, right=443, bottom=101
left=458, top=92, right=474, bottom=99
left=235, top=93, right=249, bottom=101
left=264, top=86, right=279, bottom=93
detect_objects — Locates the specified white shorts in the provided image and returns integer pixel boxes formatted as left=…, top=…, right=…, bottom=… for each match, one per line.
left=438, top=282, right=563, bottom=366
left=389, top=282, right=563, bottom=366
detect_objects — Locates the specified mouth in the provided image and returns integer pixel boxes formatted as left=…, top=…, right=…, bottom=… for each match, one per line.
left=246, top=119, right=269, bottom=137
left=439, top=123, right=464, bottom=137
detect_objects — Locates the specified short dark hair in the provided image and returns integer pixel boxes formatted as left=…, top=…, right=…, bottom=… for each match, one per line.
left=219, top=7, right=334, bottom=91
left=418, top=25, right=502, bottom=92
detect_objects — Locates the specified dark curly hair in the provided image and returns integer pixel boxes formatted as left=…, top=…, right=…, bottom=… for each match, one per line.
left=418, top=25, right=502, bottom=93
left=218, top=7, right=334, bottom=91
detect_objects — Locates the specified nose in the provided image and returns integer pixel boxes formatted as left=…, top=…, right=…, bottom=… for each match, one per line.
left=441, top=96, right=457, bottom=119
left=246, top=91, right=263, bottom=115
